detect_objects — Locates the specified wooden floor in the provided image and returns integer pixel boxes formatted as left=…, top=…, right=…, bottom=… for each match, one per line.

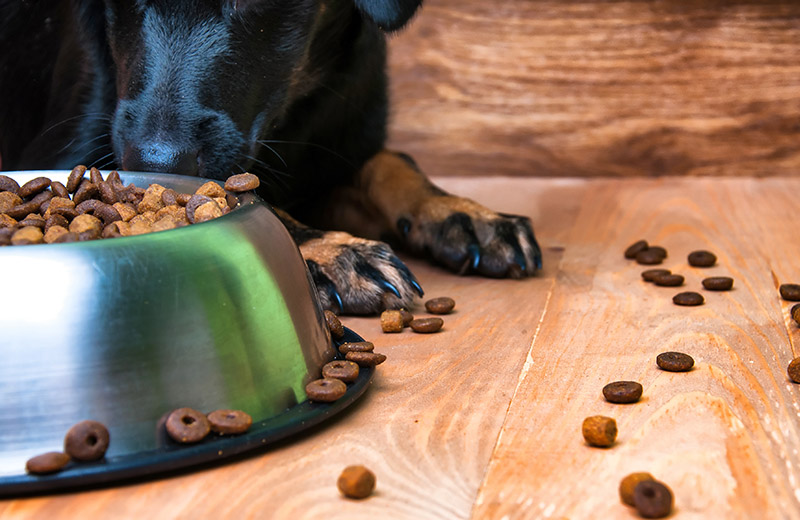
left=2, top=176, right=799, bottom=519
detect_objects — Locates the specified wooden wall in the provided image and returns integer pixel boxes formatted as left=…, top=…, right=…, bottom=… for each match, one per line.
left=386, top=0, right=800, bottom=177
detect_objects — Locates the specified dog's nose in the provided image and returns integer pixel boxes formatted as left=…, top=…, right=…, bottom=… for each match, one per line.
left=122, top=142, right=199, bottom=176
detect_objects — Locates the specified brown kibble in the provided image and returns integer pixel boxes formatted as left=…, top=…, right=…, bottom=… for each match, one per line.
left=195, top=181, right=226, bottom=198
left=688, top=250, right=717, bottom=267
left=425, top=296, right=456, bottom=315
left=25, top=452, right=71, bottom=475
left=185, top=194, right=214, bottom=223
left=672, top=291, right=704, bottom=306
left=779, top=284, right=800, bottom=302
left=161, top=188, right=178, bottom=206
left=102, top=222, right=123, bottom=239
left=66, top=165, right=87, bottom=192
left=337, top=465, right=376, bottom=499
left=50, top=181, right=69, bottom=199
left=73, top=179, right=99, bottom=205
left=207, top=409, right=253, bottom=435
left=111, top=202, right=137, bottom=222
left=656, top=351, right=694, bottom=372
left=152, top=214, right=180, bottom=232
left=788, top=357, right=800, bottom=383
left=54, top=231, right=79, bottom=243
left=602, top=381, right=643, bottom=404
left=635, top=249, right=664, bottom=265
left=702, top=276, right=734, bottom=291
left=17, top=176, right=51, bottom=199
left=19, top=213, right=46, bottom=229
left=647, top=246, right=667, bottom=259
left=322, top=360, right=360, bottom=382
left=0, top=174, right=20, bottom=194
left=791, top=303, right=800, bottom=326
left=137, top=183, right=166, bottom=213
left=45, top=214, right=69, bottom=232
left=193, top=201, right=223, bottom=223
left=399, top=309, right=414, bottom=326
left=0, top=213, right=17, bottom=228
left=165, top=408, right=211, bottom=444
left=306, top=378, right=347, bottom=402
left=128, top=219, right=154, bottom=236
left=0, top=191, right=22, bottom=213
left=44, top=225, right=70, bottom=244
left=224, top=173, right=260, bottom=192
left=641, top=269, right=670, bottom=282
left=11, top=226, right=43, bottom=245
left=620, top=472, right=655, bottom=507
left=634, top=480, right=673, bottom=518
left=339, top=341, right=375, bottom=354
left=88, top=167, right=104, bottom=185
left=324, top=310, right=345, bottom=339
left=410, top=317, right=444, bottom=333
left=381, top=309, right=404, bottom=333
left=624, top=240, right=648, bottom=259
left=581, top=415, right=617, bottom=447
left=45, top=197, right=76, bottom=219
left=98, top=181, right=118, bottom=204
left=69, top=214, right=103, bottom=235
left=652, top=273, right=684, bottom=287
left=64, top=420, right=110, bottom=461
left=345, top=351, right=387, bottom=367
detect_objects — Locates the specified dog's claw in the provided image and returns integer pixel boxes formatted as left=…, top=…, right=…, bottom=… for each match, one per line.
left=331, top=289, right=344, bottom=314
left=380, top=279, right=402, bottom=299
left=410, top=278, right=424, bottom=297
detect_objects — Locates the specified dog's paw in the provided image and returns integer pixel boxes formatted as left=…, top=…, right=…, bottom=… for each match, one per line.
left=300, top=232, right=424, bottom=315
left=399, top=196, right=542, bottom=278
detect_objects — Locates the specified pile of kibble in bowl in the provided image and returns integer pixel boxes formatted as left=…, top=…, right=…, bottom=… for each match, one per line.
left=0, top=166, right=260, bottom=246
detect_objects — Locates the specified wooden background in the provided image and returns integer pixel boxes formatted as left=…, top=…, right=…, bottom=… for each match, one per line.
left=387, top=0, right=800, bottom=178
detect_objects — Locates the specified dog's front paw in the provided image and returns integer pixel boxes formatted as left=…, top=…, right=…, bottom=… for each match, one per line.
left=301, top=232, right=423, bottom=315
left=400, top=196, right=542, bottom=278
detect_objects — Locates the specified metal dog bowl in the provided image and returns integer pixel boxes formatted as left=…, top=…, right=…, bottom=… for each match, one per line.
left=0, top=171, right=373, bottom=496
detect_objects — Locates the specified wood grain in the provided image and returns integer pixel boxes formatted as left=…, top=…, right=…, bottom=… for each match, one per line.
left=387, top=0, right=800, bottom=178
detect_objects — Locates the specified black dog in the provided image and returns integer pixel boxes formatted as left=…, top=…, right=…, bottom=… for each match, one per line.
left=0, top=0, right=541, bottom=314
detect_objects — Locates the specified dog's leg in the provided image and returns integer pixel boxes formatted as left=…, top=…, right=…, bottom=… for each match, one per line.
left=273, top=207, right=423, bottom=315
left=355, top=150, right=542, bottom=277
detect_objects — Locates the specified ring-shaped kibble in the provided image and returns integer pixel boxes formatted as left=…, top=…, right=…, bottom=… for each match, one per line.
left=207, top=409, right=253, bottom=435
left=633, top=480, right=674, bottom=518
left=322, top=360, right=360, bottom=382
left=324, top=310, right=345, bottom=339
left=702, top=276, right=734, bottom=291
left=338, top=341, right=374, bottom=354
left=306, top=378, right=347, bottom=402
left=165, top=407, right=211, bottom=444
left=345, top=351, right=387, bottom=367
left=18, top=177, right=51, bottom=199
left=619, top=472, right=655, bottom=507
left=656, top=351, right=694, bottom=372
left=64, top=420, right=110, bottom=461
left=688, top=250, right=717, bottom=267
left=602, top=381, right=643, bottom=404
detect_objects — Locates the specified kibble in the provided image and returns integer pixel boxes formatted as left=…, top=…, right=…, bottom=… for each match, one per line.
left=779, top=284, right=800, bottom=302
left=624, top=240, right=649, bottom=259
left=641, top=269, right=671, bottom=282
left=322, top=360, right=360, bottom=382
left=165, top=408, right=211, bottom=444
left=672, top=291, right=704, bottom=306
left=0, top=175, right=20, bottom=194
left=656, top=351, right=694, bottom=372
left=602, top=381, right=643, bottom=404
left=619, top=472, right=655, bottom=507
left=25, top=452, right=71, bottom=475
left=652, top=273, right=684, bottom=287
left=207, top=409, right=253, bottom=435
left=338, top=341, right=374, bottom=354
left=635, top=249, right=664, bottom=265
left=337, top=465, right=376, bottom=499
left=324, top=310, right=345, bottom=339
left=64, top=420, right=110, bottom=461
left=409, top=317, right=444, bottom=333
left=306, top=378, right=347, bottom=402
left=224, top=173, right=260, bottom=192
left=688, top=250, right=717, bottom=267
left=633, top=480, right=673, bottom=518
left=345, top=351, right=387, bottom=367
left=702, top=276, right=734, bottom=291
left=399, top=309, right=414, bottom=326
left=791, top=303, right=800, bottom=326
left=787, top=357, right=800, bottom=383
left=381, top=310, right=404, bottom=333
left=647, top=246, right=667, bottom=259
left=425, top=297, right=456, bottom=315
left=581, top=416, right=617, bottom=447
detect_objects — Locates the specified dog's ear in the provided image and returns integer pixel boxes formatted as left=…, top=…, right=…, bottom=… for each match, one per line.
left=353, top=0, right=422, bottom=32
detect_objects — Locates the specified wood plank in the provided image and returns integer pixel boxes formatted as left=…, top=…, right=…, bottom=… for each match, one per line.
left=387, top=0, right=800, bottom=177
left=472, top=177, right=800, bottom=519
left=0, top=177, right=575, bottom=519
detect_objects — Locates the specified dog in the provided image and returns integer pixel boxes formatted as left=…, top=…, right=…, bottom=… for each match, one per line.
left=0, top=0, right=542, bottom=314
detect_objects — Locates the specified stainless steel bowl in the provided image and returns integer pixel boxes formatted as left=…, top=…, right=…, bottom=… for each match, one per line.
left=0, top=171, right=362, bottom=493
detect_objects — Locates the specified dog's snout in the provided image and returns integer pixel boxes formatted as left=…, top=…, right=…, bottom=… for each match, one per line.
left=122, top=142, right=199, bottom=176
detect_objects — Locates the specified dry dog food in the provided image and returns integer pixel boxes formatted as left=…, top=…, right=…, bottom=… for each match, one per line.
left=641, top=269, right=671, bottom=282
left=410, top=317, right=444, bottom=333
left=647, top=246, right=667, bottom=259
left=306, top=378, right=348, bottom=402
left=337, top=465, right=376, bottom=499
left=633, top=480, right=673, bottom=518
left=399, top=309, right=414, bottom=326
left=688, top=250, right=717, bottom=267
left=0, top=166, right=259, bottom=246
left=702, top=276, right=734, bottom=291
left=322, top=360, right=360, bottom=382
left=165, top=408, right=211, bottom=444
left=207, top=409, right=253, bottom=435
left=63, top=420, right=110, bottom=461
left=780, top=283, right=800, bottom=301
left=224, top=173, right=261, bottom=192
left=345, top=351, right=387, bottom=367
left=624, top=240, right=649, bottom=259
left=792, top=304, right=800, bottom=326
left=652, top=273, right=684, bottom=287
left=656, top=351, right=694, bottom=372
left=25, top=452, right=71, bottom=475
left=672, top=291, right=704, bottom=306
left=602, top=381, right=643, bottom=404
left=581, top=416, right=617, bottom=447
left=338, top=341, right=374, bottom=354
left=324, top=310, right=345, bottom=339
left=425, top=297, right=455, bottom=315
left=787, top=357, right=800, bottom=383
left=380, top=310, right=404, bottom=333
left=635, top=249, right=664, bottom=266
left=619, top=472, right=655, bottom=507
